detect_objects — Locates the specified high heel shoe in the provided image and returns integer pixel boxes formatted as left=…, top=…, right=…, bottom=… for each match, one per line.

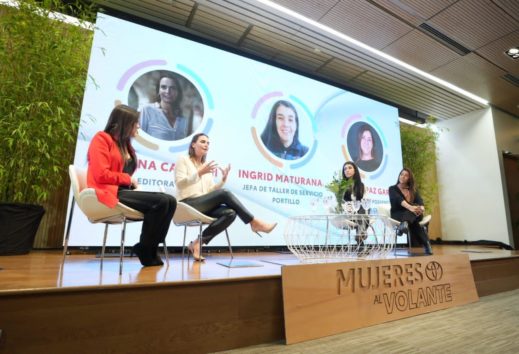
left=251, top=221, right=278, bottom=237
left=188, top=241, right=205, bottom=262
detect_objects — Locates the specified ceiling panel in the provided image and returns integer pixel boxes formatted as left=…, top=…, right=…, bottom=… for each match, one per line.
left=273, top=0, right=339, bottom=21
left=486, top=78, right=519, bottom=114
left=427, top=0, right=518, bottom=50
left=431, top=53, right=507, bottom=99
left=476, top=30, right=519, bottom=76
left=399, top=0, right=458, bottom=20
left=240, top=38, right=279, bottom=61
left=95, top=0, right=518, bottom=119
left=351, top=72, right=474, bottom=119
left=317, top=58, right=366, bottom=83
left=190, top=6, right=249, bottom=44
left=382, top=29, right=461, bottom=71
left=319, top=0, right=413, bottom=49
left=246, top=26, right=331, bottom=64
left=99, top=0, right=194, bottom=27
left=493, top=0, right=519, bottom=22
left=371, top=0, right=458, bottom=25
left=370, top=0, right=423, bottom=26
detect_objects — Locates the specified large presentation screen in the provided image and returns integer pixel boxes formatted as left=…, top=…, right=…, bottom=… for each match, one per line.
left=67, top=13, right=403, bottom=246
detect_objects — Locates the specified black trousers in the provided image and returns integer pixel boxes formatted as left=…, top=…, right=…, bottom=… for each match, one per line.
left=393, top=210, right=429, bottom=246
left=181, top=189, right=254, bottom=244
left=117, top=190, right=177, bottom=247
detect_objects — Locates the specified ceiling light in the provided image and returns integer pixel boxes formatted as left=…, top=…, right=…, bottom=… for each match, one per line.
left=256, top=0, right=489, bottom=106
left=505, top=47, right=519, bottom=59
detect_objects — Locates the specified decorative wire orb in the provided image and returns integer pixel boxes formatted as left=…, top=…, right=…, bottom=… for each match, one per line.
left=284, top=214, right=396, bottom=263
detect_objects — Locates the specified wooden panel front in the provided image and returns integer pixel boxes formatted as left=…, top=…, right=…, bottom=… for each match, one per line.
left=472, top=257, right=519, bottom=296
left=0, top=278, right=284, bottom=354
left=282, top=254, right=479, bottom=344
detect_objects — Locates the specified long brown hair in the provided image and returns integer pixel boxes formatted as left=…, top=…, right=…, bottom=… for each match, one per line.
left=342, top=161, right=364, bottom=200
left=188, top=133, right=208, bottom=163
left=103, top=104, right=139, bottom=160
left=397, top=167, right=416, bottom=202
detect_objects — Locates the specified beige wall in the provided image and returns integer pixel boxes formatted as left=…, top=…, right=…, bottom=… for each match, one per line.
left=436, top=108, right=510, bottom=244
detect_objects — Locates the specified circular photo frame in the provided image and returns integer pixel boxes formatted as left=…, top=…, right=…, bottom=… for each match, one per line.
left=259, top=99, right=311, bottom=161
left=251, top=92, right=317, bottom=169
left=128, top=70, right=204, bottom=142
left=346, top=122, right=383, bottom=172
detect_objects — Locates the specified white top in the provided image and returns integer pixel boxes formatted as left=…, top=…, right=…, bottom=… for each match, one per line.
left=174, top=155, right=224, bottom=201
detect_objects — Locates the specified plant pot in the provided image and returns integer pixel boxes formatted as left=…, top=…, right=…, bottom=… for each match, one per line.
left=0, top=203, right=45, bottom=255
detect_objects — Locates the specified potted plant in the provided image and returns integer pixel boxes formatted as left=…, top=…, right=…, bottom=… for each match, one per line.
left=325, top=171, right=353, bottom=214
left=0, top=0, right=95, bottom=254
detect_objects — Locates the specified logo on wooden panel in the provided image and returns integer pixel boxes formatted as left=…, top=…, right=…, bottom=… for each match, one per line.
left=336, top=260, right=450, bottom=313
left=282, top=254, right=479, bottom=344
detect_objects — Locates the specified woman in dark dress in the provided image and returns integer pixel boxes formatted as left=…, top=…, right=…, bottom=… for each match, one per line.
left=388, top=168, right=432, bottom=255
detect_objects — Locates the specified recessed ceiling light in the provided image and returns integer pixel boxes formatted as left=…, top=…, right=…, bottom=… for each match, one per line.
left=505, top=47, right=519, bottom=59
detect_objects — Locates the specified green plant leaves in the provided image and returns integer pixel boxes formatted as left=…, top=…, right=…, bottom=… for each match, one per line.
left=0, top=0, right=96, bottom=203
left=325, top=172, right=354, bottom=213
left=400, top=122, right=439, bottom=214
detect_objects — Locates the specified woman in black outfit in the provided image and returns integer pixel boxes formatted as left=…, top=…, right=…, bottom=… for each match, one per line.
left=342, top=161, right=367, bottom=244
left=388, top=168, right=432, bottom=255
left=342, top=161, right=365, bottom=204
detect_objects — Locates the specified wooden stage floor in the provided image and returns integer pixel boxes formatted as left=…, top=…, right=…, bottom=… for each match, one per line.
left=0, top=244, right=517, bottom=294
left=1, top=245, right=518, bottom=354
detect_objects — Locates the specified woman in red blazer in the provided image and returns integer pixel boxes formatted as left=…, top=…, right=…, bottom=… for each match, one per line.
left=87, top=105, right=177, bottom=266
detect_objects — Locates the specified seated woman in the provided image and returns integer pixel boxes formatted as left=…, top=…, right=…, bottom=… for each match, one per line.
left=260, top=100, right=308, bottom=160
left=87, top=104, right=177, bottom=267
left=342, top=161, right=367, bottom=243
left=174, top=133, right=277, bottom=261
left=388, top=168, right=433, bottom=255
left=342, top=161, right=365, bottom=205
left=140, top=74, right=188, bottom=141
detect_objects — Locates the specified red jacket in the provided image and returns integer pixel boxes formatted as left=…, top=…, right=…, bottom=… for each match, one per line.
left=87, top=131, right=133, bottom=208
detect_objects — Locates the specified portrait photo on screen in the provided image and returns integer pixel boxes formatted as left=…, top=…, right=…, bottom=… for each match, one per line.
left=346, top=122, right=383, bottom=172
left=260, top=99, right=310, bottom=161
left=128, top=70, right=204, bottom=141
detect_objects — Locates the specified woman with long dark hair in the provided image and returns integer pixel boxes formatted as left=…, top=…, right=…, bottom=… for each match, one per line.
left=175, top=133, right=277, bottom=261
left=140, top=75, right=188, bottom=140
left=342, top=161, right=367, bottom=244
left=87, top=105, right=177, bottom=266
left=389, top=168, right=433, bottom=255
left=260, top=100, right=308, bottom=160
left=342, top=161, right=365, bottom=203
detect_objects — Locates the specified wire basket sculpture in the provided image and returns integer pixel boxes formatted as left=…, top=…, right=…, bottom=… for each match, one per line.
left=284, top=214, right=396, bottom=263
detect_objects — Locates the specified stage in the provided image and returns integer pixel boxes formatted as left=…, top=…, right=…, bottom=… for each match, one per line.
left=0, top=245, right=518, bottom=353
